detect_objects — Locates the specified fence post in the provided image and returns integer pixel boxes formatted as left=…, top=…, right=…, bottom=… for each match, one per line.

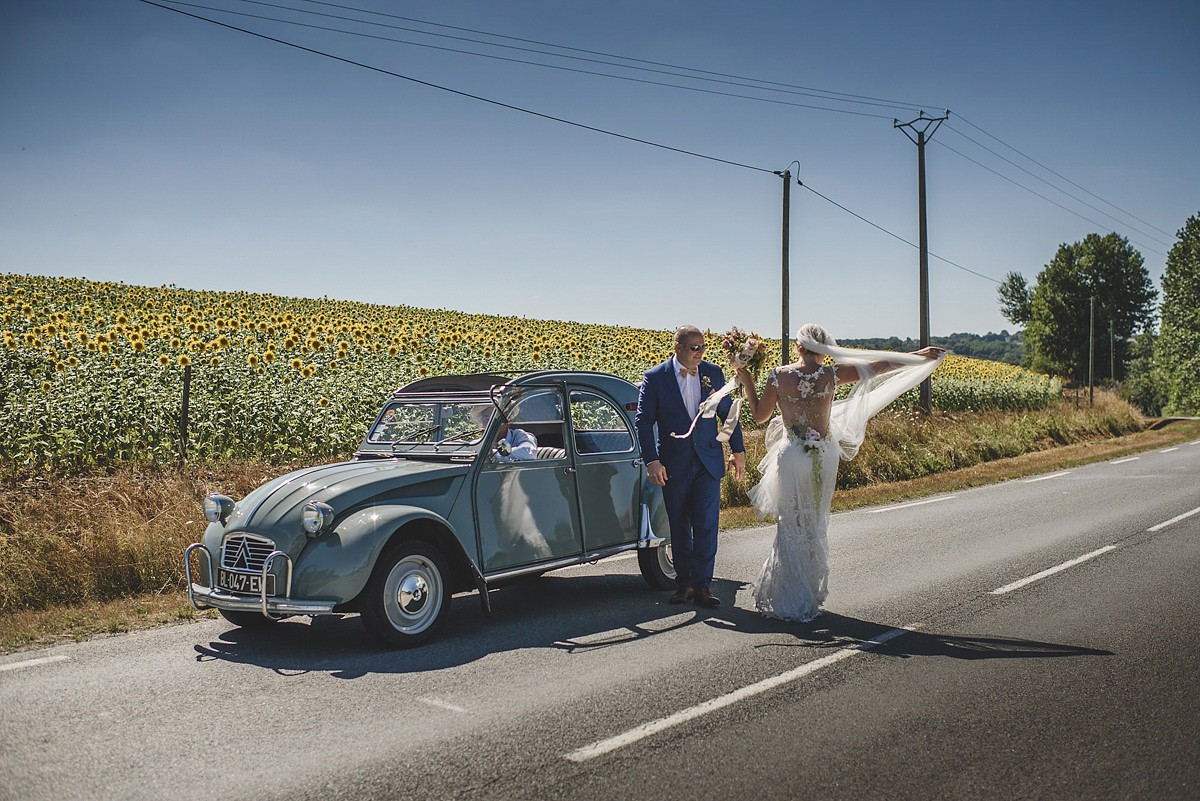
left=179, top=363, right=192, bottom=467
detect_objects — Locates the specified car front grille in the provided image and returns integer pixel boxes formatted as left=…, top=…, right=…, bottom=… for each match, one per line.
left=221, top=534, right=276, bottom=573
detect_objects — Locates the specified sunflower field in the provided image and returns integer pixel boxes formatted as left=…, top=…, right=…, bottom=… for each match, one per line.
left=1, top=273, right=1061, bottom=472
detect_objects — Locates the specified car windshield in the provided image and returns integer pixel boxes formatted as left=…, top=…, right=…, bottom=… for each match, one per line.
left=368, top=400, right=496, bottom=446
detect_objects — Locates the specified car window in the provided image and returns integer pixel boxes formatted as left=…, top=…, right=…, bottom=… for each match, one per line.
left=368, top=403, right=439, bottom=443
left=506, top=390, right=564, bottom=423
left=570, top=392, right=634, bottom=454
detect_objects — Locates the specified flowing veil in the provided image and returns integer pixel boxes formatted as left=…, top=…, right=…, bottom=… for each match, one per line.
left=759, top=332, right=945, bottom=464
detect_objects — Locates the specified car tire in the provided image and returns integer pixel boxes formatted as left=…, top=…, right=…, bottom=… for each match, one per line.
left=218, top=608, right=281, bottom=628
left=360, top=539, right=451, bottom=649
left=637, top=542, right=676, bottom=590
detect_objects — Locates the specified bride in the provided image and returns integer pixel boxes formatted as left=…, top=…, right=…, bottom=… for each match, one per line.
left=734, top=324, right=944, bottom=622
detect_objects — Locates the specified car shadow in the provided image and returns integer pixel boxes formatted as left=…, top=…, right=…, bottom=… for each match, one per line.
left=191, top=575, right=1110, bottom=678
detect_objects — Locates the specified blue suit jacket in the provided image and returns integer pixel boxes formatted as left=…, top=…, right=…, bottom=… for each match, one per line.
left=635, top=359, right=744, bottom=480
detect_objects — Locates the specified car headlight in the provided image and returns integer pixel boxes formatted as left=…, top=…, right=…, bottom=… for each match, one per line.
left=302, top=501, right=334, bottom=536
left=202, top=493, right=235, bottom=524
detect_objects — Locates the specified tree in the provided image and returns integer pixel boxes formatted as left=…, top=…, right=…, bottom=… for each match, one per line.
left=1154, top=212, right=1200, bottom=414
left=997, top=233, right=1157, bottom=381
left=1122, top=330, right=1168, bottom=416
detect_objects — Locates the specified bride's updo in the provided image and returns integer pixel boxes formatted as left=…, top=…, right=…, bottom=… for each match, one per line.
left=795, top=323, right=837, bottom=354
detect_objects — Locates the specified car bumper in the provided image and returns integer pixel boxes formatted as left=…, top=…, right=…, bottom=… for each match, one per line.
left=186, top=543, right=337, bottom=618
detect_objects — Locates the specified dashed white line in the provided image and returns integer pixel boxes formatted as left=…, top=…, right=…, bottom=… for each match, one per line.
left=865, top=496, right=956, bottom=514
left=1110, top=456, right=1140, bottom=464
left=1148, top=505, right=1200, bottom=533
left=564, top=625, right=916, bottom=762
left=0, top=655, right=69, bottom=673
left=1022, top=471, right=1072, bottom=483
left=989, top=546, right=1117, bottom=595
left=418, top=697, right=466, bottom=713
left=1161, top=447, right=1180, bottom=453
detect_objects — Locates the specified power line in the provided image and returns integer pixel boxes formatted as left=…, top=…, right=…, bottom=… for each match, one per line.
left=287, top=0, right=940, bottom=112
left=156, top=0, right=904, bottom=119
left=953, top=113, right=1175, bottom=240
left=138, top=0, right=1011, bottom=289
left=137, top=0, right=776, bottom=174
left=943, top=123, right=1173, bottom=248
left=797, top=181, right=1002, bottom=284
left=933, top=139, right=1167, bottom=258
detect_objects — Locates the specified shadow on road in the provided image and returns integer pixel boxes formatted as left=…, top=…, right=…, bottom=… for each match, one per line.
left=191, top=575, right=1110, bottom=678
left=719, top=610, right=1114, bottom=661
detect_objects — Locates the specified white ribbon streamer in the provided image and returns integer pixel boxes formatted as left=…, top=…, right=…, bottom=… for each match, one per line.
left=671, top=375, right=742, bottom=442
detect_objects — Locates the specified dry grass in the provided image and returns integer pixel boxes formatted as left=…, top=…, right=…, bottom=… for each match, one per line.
left=2, top=393, right=1191, bottom=654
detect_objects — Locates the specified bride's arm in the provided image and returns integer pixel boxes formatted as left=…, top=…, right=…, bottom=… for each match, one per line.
left=736, top=367, right=777, bottom=424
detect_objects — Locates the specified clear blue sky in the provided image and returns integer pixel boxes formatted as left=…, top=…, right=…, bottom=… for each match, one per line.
left=3, top=0, right=1196, bottom=340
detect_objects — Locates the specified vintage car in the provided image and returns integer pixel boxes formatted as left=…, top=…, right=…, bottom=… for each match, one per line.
left=185, top=370, right=675, bottom=647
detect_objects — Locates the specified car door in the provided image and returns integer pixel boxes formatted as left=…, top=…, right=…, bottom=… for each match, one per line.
left=568, top=387, right=642, bottom=553
left=474, top=387, right=584, bottom=573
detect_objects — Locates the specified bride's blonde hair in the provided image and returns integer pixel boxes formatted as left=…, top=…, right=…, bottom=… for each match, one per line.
left=795, top=323, right=836, bottom=355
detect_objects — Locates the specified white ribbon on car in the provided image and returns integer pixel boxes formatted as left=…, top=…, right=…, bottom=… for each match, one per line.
left=670, top=374, right=742, bottom=443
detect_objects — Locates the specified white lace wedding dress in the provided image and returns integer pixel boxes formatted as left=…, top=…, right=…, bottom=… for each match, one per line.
left=747, top=347, right=944, bottom=622
left=748, top=364, right=840, bottom=622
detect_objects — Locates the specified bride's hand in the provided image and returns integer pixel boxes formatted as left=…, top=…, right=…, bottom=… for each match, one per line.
left=914, top=346, right=945, bottom=359
left=735, top=366, right=753, bottom=386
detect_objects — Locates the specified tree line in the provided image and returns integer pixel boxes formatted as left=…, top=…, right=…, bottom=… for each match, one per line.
left=842, top=332, right=1025, bottom=365
left=994, top=212, right=1200, bottom=416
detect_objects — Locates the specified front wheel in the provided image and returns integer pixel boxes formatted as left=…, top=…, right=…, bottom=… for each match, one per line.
left=637, top=542, right=676, bottom=590
left=360, top=540, right=451, bottom=649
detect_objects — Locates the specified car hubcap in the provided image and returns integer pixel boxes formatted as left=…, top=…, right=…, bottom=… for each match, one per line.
left=385, top=555, right=442, bottom=634
left=398, top=573, right=429, bottom=615
left=659, top=542, right=675, bottom=580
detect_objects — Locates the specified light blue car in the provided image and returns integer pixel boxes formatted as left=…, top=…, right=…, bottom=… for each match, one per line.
left=186, top=371, right=674, bottom=648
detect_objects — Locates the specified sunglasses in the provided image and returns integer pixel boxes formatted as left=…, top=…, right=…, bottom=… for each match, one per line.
left=682, top=344, right=705, bottom=352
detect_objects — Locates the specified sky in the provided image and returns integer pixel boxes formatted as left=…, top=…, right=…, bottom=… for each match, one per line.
left=2, top=0, right=1197, bottom=340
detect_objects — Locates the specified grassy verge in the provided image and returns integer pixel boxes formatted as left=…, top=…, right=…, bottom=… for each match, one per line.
left=3, top=395, right=1194, bottom=654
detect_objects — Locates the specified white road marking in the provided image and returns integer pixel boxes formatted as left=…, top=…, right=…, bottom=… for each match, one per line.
left=418, top=697, right=466, bottom=713
left=1022, top=471, right=1071, bottom=483
left=1160, top=447, right=1180, bottom=453
left=989, top=546, right=1117, bottom=595
left=564, top=625, right=916, bottom=762
left=1110, top=456, right=1140, bottom=464
left=1148, top=505, right=1200, bottom=533
left=865, top=495, right=956, bottom=514
left=0, top=654, right=69, bottom=673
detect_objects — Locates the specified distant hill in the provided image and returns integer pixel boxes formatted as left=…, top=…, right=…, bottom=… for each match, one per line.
left=842, top=331, right=1026, bottom=365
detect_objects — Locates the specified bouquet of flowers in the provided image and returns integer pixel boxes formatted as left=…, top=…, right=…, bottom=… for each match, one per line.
left=720, top=327, right=767, bottom=377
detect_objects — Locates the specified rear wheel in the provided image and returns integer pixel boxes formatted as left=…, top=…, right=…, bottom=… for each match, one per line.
left=637, top=542, right=676, bottom=590
left=360, top=540, right=451, bottom=648
left=218, top=608, right=281, bottom=628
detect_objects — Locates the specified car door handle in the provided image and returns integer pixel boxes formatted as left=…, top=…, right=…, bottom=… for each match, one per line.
left=564, top=467, right=577, bottom=474
left=631, top=459, right=642, bottom=467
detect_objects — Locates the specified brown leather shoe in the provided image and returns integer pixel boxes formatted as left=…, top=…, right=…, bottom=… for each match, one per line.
left=668, top=587, right=694, bottom=604
left=693, top=586, right=721, bottom=608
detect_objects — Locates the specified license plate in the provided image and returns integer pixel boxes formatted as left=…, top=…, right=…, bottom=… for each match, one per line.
left=217, top=569, right=276, bottom=596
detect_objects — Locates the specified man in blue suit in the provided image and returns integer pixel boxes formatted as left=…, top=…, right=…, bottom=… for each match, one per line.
left=636, top=325, right=745, bottom=607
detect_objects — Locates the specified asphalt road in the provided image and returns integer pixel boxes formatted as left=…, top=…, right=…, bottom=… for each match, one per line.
left=2, top=439, right=1198, bottom=801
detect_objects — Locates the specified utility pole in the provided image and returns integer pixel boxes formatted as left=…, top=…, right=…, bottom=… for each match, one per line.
left=1089, top=295, right=1095, bottom=405
left=1110, top=318, right=1115, bottom=386
left=777, top=167, right=792, bottom=366
left=895, top=111, right=948, bottom=415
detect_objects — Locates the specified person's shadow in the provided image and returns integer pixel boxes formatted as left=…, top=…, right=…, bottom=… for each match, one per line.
left=191, top=575, right=1110, bottom=678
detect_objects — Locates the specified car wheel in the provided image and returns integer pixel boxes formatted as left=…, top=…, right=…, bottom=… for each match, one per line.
left=218, top=608, right=281, bottom=628
left=637, top=542, right=676, bottom=590
left=361, top=539, right=451, bottom=648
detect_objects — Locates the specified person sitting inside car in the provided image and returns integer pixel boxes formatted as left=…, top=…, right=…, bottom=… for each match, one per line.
left=493, top=419, right=537, bottom=462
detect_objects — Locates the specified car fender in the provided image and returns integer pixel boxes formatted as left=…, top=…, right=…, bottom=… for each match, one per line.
left=293, top=504, right=480, bottom=604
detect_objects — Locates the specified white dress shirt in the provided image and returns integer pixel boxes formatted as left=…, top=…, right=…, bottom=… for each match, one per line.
left=494, top=427, right=538, bottom=462
left=672, top=355, right=701, bottom=418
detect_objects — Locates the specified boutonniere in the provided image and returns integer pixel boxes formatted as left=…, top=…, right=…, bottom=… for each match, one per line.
left=701, top=374, right=712, bottom=391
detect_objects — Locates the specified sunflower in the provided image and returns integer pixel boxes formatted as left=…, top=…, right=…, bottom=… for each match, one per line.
left=158, top=354, right=170, bottom=366
left=179, top=355, right=191, bottom=367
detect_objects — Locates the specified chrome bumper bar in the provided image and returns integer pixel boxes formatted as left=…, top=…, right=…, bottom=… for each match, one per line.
left=185, top=543, right=336, bottom=618
left=637, top=503, right=666, bottom=548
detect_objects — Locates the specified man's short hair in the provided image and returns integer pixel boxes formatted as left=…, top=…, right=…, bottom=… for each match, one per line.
left=674, top=325, right=703, bottom=343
